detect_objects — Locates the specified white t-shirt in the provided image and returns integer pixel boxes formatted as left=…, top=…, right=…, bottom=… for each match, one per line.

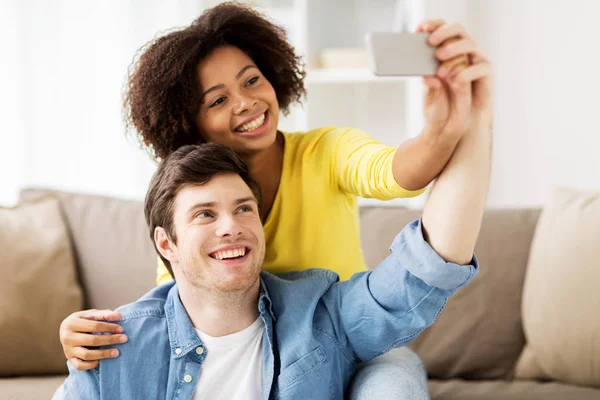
left=192, top=317, right=264, bottom=400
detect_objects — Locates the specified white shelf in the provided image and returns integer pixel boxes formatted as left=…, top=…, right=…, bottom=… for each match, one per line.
left=306, top=68, right=413, bottom=84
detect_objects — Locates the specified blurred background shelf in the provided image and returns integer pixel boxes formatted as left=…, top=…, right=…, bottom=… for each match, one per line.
left=306, top=68, right=412, bottom=84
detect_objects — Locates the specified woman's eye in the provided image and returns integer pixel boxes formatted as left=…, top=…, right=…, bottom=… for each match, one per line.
left=209, top=97, right=226, bottom=108
left=246, top=76, right=259, bottom=86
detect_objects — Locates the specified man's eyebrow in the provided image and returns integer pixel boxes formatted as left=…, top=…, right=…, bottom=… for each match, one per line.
left=185, top=201, right=216, bottom=219
left=200, top=65, right=258, bottom=103
left=234, top=196, right=258, bottom=205
left=185, top=197, right=257, bottom=217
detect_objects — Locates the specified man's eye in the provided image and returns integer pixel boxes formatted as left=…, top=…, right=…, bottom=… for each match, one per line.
left=238, top=205, right=253, bottom=213
left=246, top=77, right=259, bottom=86
left=210, top=97, right=226, bottom=107
left=196, top=211, right=213, bottom=219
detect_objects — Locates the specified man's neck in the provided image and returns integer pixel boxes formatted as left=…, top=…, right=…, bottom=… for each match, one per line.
left=177, top=281, right=261, bottom=337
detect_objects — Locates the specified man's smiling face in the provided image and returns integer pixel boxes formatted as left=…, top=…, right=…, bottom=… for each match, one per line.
left=167, top=172, right=265, bottom=294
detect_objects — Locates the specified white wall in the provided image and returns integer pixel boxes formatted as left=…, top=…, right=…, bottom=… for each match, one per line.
left=480, top=0, right=600, bottom=207
left=1, top=0, right=204, bottom=206
left=427, top=0, right=600, bottom=207
left=0, top=1, right=22, bottom=206
left=3, top=0, right=599, bottom=208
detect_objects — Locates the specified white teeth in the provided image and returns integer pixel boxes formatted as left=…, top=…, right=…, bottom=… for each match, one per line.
left=213, top=248, right=246, bottom=260
left=237, top=113, right=265, bottom=132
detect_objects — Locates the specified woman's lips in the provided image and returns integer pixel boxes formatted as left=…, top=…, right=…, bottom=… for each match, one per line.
left=233, top=111, right=269, bottom=138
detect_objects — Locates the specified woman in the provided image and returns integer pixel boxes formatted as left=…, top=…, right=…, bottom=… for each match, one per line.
left=59, top=3, right=490, bottom=398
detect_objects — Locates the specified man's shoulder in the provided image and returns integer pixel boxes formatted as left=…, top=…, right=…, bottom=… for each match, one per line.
left=114, top=282, right=173, bottom=323
left=261, top=269, right=340, bottom=298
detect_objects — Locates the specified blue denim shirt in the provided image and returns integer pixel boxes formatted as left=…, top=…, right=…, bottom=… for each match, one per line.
left=62, top=219, right=478, bottom=399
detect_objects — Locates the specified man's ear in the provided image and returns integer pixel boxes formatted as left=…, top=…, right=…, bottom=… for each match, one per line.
left=154, top=227, right=179, bottom=265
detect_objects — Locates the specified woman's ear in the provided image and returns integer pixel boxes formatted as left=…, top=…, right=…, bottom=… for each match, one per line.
left=154, top=227, right=179, bottom=265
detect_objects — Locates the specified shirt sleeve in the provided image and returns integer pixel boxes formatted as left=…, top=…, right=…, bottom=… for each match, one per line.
left=62, top=361, right=101, bottom=399
left=321, top=218, right=478, bottom=363
left=330, top=127, right=426, bottom=199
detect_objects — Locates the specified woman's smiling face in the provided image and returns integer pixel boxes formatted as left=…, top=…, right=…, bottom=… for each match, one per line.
left=195, top=46, right=280, bottom=156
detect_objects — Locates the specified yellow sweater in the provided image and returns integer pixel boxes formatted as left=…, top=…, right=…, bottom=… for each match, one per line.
left=156, top=126, right=425, bottom=284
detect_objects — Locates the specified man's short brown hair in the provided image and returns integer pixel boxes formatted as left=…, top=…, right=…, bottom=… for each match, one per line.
left=144, top=143, right=262, bottom=278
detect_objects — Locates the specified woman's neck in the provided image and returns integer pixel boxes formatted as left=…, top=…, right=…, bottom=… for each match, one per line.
left=242, top=132, right=284, bottom=219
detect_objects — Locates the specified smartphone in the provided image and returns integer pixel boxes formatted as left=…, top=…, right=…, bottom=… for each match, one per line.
left=365, top=32, right=439, bottom=76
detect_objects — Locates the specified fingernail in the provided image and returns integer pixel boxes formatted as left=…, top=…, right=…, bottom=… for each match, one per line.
left=120, top=335, right=128, bottom=343
left=438, top=67, right=448, bottom=78
left=111, top=349, right=119, bottom=357
left=116, top=326, right=123, bottom=333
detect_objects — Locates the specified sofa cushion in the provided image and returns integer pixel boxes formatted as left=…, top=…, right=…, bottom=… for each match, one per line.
left=360, top=207, right=540, bottom=379
left=19, top=189, right=157, bottom=310
left=0, top=197, right=83, bottom=376
left=515, top=187, right=600, bottom=387
left=0, top=375, right=66, bottom=400
left=428, top=379, right=600, bottom=400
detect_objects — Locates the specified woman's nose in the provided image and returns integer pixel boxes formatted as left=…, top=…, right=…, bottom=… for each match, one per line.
left=232, top=92, right=257, bottom=115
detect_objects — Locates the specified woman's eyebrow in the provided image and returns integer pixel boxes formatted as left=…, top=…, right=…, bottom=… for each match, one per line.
left=236, top=65, right=257, bottom=79
left=200, top=85, right=224, bottom=102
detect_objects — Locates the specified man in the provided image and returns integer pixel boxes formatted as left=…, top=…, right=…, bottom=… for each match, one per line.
left=62, top=92, right=491, bottom=397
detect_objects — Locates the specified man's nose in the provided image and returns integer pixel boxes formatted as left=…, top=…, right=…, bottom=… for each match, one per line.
left=215, top=214, right=243, bottom=238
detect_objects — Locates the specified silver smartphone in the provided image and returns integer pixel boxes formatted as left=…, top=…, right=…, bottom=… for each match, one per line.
left=366, top=32, right=439, bottom=76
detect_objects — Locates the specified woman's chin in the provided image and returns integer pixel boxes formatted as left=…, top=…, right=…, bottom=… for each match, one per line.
left=234, top=131, right=279, bottom=155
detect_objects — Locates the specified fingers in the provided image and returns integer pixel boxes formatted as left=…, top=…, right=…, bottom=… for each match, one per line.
left=67, top=317, right=124, bottom=334
left=67, top=346, right=121, bottom=371
left=435, top=37, right=479, bottom=62
left=436, top=36, right=470, bottom=79
left=416, top=19, right=446, bottom=33
left=63, top=332, right=128, bottom=347
left=62, top=331, right=126, bottom=362
left=448, top=62, right=493, bottom=90
left=69, top=357, right=99, bottom=371
left=426, top=22, right=488, bottom=64
left=428, top=22, right=473, bottom=46
left=437, top=55, right=468, bottom=78
left=79, top=309, right=123, bottom=322
left=70, top=346, right=120, bottom=362
left=423, top=76, right=442, bottom=90
left=62, top=310, right=124, bottom=335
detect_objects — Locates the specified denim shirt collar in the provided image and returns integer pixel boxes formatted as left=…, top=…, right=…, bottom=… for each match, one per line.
left=163, top=278, right=276, bottom=360
left=258, top=275, right=277, bottom=322
left=164, top=285, right=204, bottom=361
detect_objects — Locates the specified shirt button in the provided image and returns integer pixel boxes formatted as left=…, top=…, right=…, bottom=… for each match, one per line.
left=175, top=348, right=182, bottom=355
left=184, top=374, right=193, bottom=383
left=196, top=346, right=204, bottom=355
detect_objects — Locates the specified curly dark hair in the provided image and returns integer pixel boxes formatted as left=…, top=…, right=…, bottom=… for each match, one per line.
left=124, top=2, right=306, bottom=160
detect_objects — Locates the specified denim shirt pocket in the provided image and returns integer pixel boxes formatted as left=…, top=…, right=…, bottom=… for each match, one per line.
left=275, top=346, right=327, bottom=394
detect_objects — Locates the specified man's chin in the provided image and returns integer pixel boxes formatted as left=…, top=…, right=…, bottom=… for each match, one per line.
left=212, top=272, right=260, bottom=293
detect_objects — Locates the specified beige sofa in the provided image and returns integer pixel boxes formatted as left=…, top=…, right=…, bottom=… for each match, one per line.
left=2, top=187, right=599, bottom=399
